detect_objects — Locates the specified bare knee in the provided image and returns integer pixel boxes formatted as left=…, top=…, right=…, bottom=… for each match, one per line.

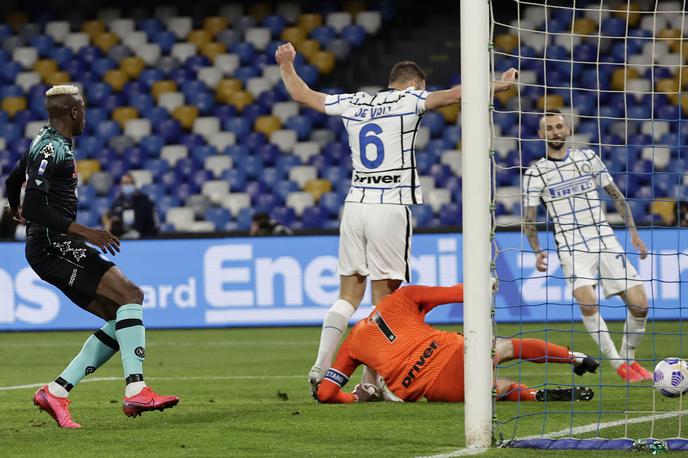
left=625, top=286, right=648, bottom=318
left=495, top=338, right=514, bottom=362
left=573, top=286, right=599, bottom=316
left=127, top=285, right=144, bottom=305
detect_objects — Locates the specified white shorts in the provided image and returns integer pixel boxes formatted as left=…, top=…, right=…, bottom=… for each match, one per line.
left=558, top=240, right=643, bottom=299
left=337, top=202, right=412, bottom=281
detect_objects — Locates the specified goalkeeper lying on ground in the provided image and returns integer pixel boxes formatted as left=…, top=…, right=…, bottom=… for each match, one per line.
left=316, top=284, right=599, bottom=403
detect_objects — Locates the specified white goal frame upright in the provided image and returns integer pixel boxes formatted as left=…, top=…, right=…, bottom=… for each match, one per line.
left=460, top=0, right=494, bottom=450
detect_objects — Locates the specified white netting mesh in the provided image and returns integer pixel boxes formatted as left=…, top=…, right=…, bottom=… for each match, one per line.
left=489, top=0, right=688, bottom=450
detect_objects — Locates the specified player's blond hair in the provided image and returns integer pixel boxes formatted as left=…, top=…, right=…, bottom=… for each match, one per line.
left=45, top=85, right=80, bottom=97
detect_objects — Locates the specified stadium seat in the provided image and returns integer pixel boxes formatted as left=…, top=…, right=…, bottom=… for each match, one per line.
left=641, top=146, right=671, bottom=170
left=214, top=54, right=241, bottom=76
left=246, top=77, right=272, bottom=97
left=77, top=159, right=101, bottom=183
left=2, top=96, right=27, bottom=117
left=172, top=105, right=199, bottom=130
left=207, top=132, right=236, bottom=151
left=327, top=12, right=352, bottom=32
left=13, top=47, right=37, bottom=69
left=197, top=67, right=222, bottom=89
left=441, top=150, right=461, bottom=176
left=64, top=32, right=89, bottom=52
left=255, top=115, right=282, bottom=137
left=286, top=191, right=315, bottom=216
left=301, top=206, right=326, bottom=229
left=161, top=145, right=188, bottom=166
left=221, top=192, right=251, bottom=216
left=293, top=141, right=320, bottom=163
left=272, top=101, right=299, bottom=123
left=89, top=171, right=113, bottom=196
left=166, top=206, right=195, bottom=231
left=270, top=129, right=297, bottom=152
left=426, top=188, right=451, bottom=212
left=24, top=120, right=44, bottom=139
left=123, top=118, right=150, bottom=141
left=304, top=178, right=332, bottom=200
left=192, top=116, right=221, bottom=138
left=245, top=27, right=271, bottom=50
left=45, top=21, right=70, bottom=43
left=205, top=155, right=233, bottom=178
left=281, top=27, right=307, bottom=46
left=276, top=3, right=301, bottom=23
left=310, top=50, right=335, bottom=74
left=288, top=165, right=317, bottom=188
left=356, top=11, right=382, bottom=34
left=227, top=91, right=254, bottom=111
left=201, top=180, right=230, bottom=204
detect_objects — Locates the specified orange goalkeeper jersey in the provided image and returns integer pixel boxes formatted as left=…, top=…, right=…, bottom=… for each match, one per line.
left=317, top=284, right=464, bottom=403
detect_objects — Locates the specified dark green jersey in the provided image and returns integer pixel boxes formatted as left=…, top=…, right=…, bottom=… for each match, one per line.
left=22, top=126, right=78, bottom=241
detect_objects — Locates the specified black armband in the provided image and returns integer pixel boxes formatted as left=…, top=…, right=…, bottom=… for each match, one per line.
left=22, top=189, right=72, bottom=234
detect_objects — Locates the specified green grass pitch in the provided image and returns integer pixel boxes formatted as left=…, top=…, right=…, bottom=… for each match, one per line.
left=0, top=321, right=686, bottom=457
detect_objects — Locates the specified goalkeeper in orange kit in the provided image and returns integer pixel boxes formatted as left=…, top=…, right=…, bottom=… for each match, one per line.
left=316, top=284, right=599, bottom=403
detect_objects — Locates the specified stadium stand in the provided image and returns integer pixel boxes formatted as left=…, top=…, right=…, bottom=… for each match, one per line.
left=0, top=0, right=681, bottom=236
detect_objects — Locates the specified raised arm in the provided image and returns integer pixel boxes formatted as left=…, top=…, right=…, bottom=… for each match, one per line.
left=424, top=68, right=518, bottom=111
left=604, top=181, right=648, bottom=259
left=397, top=284, right=464, bottom=314
left=275, top=42, right=328, bottom=113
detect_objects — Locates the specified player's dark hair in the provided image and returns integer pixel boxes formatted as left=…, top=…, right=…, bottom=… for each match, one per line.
left=388, top=61, right=427, bottom=85
left=543, top=108, right=562, bottom=116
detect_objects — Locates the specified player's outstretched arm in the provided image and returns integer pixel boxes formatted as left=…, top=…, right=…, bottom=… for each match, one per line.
left=604, top=182, right=648, bottom=259
left=424, top=67, right=517, bottom=111
left=316, top=337, right=360, bottom=403
left=524, top=205, right=548, bottom=271
left=398, top=284, right=464, bottom=313
left=275, top=42, right=328, bottom=113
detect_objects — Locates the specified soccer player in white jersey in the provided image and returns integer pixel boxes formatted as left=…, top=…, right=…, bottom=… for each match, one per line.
left=275, top=42, right=517, bottom=394
left=523, top=109, right=652, bottom=382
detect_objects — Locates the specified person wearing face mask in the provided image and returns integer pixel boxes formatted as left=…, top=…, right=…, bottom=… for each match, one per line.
left=105, top=173, right=159, bottom=239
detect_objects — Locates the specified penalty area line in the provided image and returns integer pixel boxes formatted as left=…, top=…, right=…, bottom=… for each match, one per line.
left=0, top=375, right=303, bottom=392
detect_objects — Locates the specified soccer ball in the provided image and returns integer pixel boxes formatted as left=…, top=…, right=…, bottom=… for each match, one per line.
left=653, top=358, right=688, bottom=398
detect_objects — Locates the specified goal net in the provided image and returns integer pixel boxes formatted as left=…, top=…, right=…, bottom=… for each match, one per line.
left=489, top=0, right=688, bottom=451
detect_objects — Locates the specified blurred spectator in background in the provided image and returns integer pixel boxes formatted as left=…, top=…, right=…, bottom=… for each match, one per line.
left=677, top=201, right=688, bottom=227
left=250, top=212, right=292, bottom=236
left=1, top=185, right=26, bottom=240
left=104, top=173, right=158, bottom=239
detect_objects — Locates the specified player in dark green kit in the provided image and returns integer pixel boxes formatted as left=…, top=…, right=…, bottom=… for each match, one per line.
left=4, top=85, right=178, bottom=428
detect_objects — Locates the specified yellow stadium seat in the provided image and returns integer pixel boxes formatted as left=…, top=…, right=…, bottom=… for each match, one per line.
left=298, top=14, right=323, bottom=34
left=82, top=20, right=106, bottom=40
left=200, top=42, right=227, bottom=62
left=297, top=39, right=321, bottom=60
left=310, top=50, right=335, bottom=75
left=611, top=67, right=639, bottom=91
left=112, top=107, right=139, bottom=129
left=656, top=78, right=680, bottom=105
left=281, top=27, right=306, bottom=46
left=152, top=80, right=178, bottom=100
left=537, top=94, right=564, bottom=111
left=494, top=34, right=519, bottom=53
left=94, top=32, right=119, bottom=52
left=495, top=86, right=517, bottom=107
left=254, top=115, right=282, bottom=136
left=172, top=105, right=200, bottom=130
left=651, top=200, right=676, bottom=226
left=215, top=79, right=243, bottom=104
left=77, top=159, right=101, bottom=183
left=188, top=30, right=212, bottom=48
left=227, top=91, right=254, bottom=111
left=6, top=12, right=28, bottom=32
left=104, top=69, right=128, bottom=92
left=613, top=3, right=641, bottom=27
left=120, top=56, right=145, bottom=79
left=248, top=3, right=272, bottom=21
left=680, top=94, right=688, bottom=115
left=44, top=71, right=71, bottom=86
left=573, top=18, right=597, bottom=35
left=2, top=96, right=27, bottom=117
left=343, top=1, right=367, bottom=16
left=438, top=103, right=460, bottom=124
left=203, top=16, right=229, bottom=37
left=657, top=29, right=682, bottom=53
left=304, top=179, right=333, bottom=201
left=34, top=59, right=59, bottom=79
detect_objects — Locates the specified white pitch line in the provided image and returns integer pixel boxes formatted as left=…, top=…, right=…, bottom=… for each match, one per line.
left=420, top=410, right=688, bottom=457
left=0, top=375, right=303, bottom=392
left=0, top=340, right=317, bottom=348
left=524, top=408, right=688, bottom=439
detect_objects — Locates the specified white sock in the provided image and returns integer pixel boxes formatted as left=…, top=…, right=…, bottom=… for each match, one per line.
left=581, top=312, right=622, bottom=369
left=619, top=312, right=647, bottom=364
left=47, top=381, right=69, bottom=398
left=312, top=299, right=356, bottom=372
left=125, top=381, right=146, bottom=397
left=570, top=351, right=586, bottom=365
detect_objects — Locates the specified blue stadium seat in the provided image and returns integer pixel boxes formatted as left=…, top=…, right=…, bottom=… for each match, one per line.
left=144, top=159, right=169, bottom=179
left=191, top=145, right=217, bottom=166
left=141, top=183, right=166, bottom=202
left=295, top=64, right=319, bottom=86
left=236, top=207, right=255, bottom=231
left=212, top=105, right=238, bottom=125
left=301, top=206, right=326, bottom=229
left=319, top=192, right=341, bottom=216
left=286, top=115, right=313, bottom=141
left=180, top=133, right=206, bottom=152
left=412, top=204, right=434, bottom=227
left=230, top=42, right=256, bottom=65
left=263, top=15, right=286, bottom=37
left=439, top=203, right=462, bottom=226
left=154, top=118, right=182, bottom=143
left=205, top=207, right=232, bottom=228
left=139, top=135, right=165, bottom=157
left=77, top=135, right=105, bottom=159
left=341, top=25, right=366, bottom=47
left=255, top=193, right=281, bottom=213
left=311, top=26, right=337, bottom=45
left=222, top=168, right=247, bottom=192
left=257, top=143, right=281, bottom=166
left=243, top=103, right=271, bottom=122
left=77, top=185, right=95, bottom=210
left=243, top=132, right=268, bottom=151
left=152, top=31, right=176, bottom=54
left=224, top=117, right=252, bottom=141
left=270, top=206, right=296, bottom=226
left=122, top=147, right=145, bottom=169
left=76, top=209, right=99, bottom=227
left=273, top=180, right=300, bottom=201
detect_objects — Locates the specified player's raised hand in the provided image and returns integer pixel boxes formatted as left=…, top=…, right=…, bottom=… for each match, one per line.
left=352, top=383, right=381, bottom=402
left=535, top=251, right=548, bottom=272
left=632, top=232, right=648, bottom=260
left=275, top=42, right=296, bottom=65
left=494, top=68, right=518, bottom=93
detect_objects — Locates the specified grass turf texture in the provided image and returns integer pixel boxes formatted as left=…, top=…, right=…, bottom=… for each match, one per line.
left=0, top=322, right=686, bottom=457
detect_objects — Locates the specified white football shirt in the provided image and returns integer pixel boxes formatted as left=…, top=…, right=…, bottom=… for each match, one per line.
left=523, top=148, right=617, bottom=252
left=325, top=88, right=428, bottom=205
